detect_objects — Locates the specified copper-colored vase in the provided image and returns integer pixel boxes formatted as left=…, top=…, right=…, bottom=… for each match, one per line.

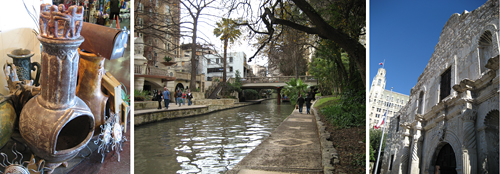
left=76, top=50, right=109, bottom=132
left=19, top=36, right=94, bottom=163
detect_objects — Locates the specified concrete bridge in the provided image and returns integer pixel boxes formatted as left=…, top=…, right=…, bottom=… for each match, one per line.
left=240, top=76, right=318, bottom=104
left=241, top=76, right=317, bottom=89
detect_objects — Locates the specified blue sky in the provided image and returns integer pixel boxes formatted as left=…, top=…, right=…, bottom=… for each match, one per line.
left=369, top=0, right=487, bottom=95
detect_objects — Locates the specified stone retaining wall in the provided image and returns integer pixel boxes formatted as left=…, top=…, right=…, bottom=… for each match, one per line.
left=134, top=97, right=235, bottom=110
left=134, top=99, right=264, bottom=126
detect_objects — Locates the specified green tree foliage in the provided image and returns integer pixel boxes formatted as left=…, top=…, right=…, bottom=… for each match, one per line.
left=243, top=89, right=259, bottom=100
left=320, top=88, right=365, bottom=128
left=222, top=70, right=242, bottom=97
left=369, top=129, right=387, bottom=162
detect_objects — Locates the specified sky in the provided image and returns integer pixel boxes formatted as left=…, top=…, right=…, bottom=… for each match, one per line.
left=179, top=0, right=266, bottom=66
left=369, top=0, right=487, bottom=95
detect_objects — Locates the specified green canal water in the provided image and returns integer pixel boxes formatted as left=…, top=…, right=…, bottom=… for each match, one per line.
left=134, top=99, right=294, bottom=173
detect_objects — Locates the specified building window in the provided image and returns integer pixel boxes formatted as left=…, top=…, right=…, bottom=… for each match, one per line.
left=479, top=30, right=493, bottom=74
left=440, top=67, right=451, bottom=102
left=396, top=116, right=400, bottom=132
left=376, top=114, right=380, bottom=118
left=229, top=57, right=233, bottom=63
left=229, top=67, right=233, bottom=72
left=417, top=91, right=424, bottom=114
left=377, top=79, right=381, bottom=86
left=207, top=59, right=211, bottom=64
left=216, top=58, right=219, bottom=64
left=389, top=155, right=395, bottom=170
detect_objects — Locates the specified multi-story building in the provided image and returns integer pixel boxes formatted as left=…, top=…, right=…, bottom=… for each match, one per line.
left=135, top=0, right=180, bottom=67
left=251, top=64, right=267, bottom=77
left=368, top=67, right=410, bottom=128
left=200, top=52, right=250, bottom=81
left=381, top=1, right=499, bottom=173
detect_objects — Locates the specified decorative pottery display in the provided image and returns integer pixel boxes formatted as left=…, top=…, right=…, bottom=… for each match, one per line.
left=19, top=4, right=94, bottom=172
left=6, top=48, right=41, bottom=86
left=76, top=50, right=109, bottom=133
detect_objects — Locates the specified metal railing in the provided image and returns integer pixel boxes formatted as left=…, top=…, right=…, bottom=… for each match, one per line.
left=242, top=76, right=316, bottom=83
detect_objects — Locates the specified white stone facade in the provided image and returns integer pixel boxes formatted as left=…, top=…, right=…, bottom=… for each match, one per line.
left=382, top=1, right=499, bottom=174
left=201, top=52, right=248, bottom=81
left=369, top=68, right=410, bottom=128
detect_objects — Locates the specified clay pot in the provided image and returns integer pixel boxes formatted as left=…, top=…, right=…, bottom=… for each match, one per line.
left=19, top=36, right=94, bottom=163
left=0, top=95, right=16, bottom=149
left=76, top=50, right=109, bottom=133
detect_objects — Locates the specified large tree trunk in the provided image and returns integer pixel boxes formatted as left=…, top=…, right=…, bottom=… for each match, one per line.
left=190, top=15, right=198, bottom=90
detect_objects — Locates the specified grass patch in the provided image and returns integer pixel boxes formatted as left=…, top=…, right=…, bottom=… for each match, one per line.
left=314, top=96, right=339, bottom=109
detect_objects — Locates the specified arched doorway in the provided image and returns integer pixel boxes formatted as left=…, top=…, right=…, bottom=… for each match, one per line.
left=435, top=144, right=457, bottom=174
left=484, top=110, right=499, bottom=173
left=175, top=83, right=184, bottom=91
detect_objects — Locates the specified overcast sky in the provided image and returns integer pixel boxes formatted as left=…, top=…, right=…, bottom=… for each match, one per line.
left=179, top=0, right=266, bottom=66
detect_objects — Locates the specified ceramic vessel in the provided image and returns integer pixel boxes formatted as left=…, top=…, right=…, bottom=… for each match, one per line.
left=0, top=95, right=16, bottom=149
left=6, top=48, right=41, bottom=86
left=19, top=4, right=94, bottom=168
left=76, top=50, right=109, bottom=133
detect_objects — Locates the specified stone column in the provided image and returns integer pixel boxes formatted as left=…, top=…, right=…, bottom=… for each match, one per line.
left=461, top=109, right=477, bottom=174
left=399, top=123, right=411, bottom=174
left=410, top=116, right=424, bottom=174
left=135, top=77, right=145, bottom=91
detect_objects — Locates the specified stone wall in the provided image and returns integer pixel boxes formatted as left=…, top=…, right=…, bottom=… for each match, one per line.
left=135, top=106, right=209, bottom=125
left=193, top=99, right=237, bottom=106
left=134, top=99, right=264, bottom=126
left=382, top=1, right=499, bottom=174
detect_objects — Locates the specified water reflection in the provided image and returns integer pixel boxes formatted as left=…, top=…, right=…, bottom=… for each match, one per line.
left=135, top=100, right=293, bottom=174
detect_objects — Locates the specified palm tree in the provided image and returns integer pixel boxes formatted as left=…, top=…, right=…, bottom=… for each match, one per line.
left=283, top=78, right=309, bottom=105
left=213, top=18, right=241, bottom=84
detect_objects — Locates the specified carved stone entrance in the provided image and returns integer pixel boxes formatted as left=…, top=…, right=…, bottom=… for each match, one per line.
left=435, top=144, right=457, bottom=174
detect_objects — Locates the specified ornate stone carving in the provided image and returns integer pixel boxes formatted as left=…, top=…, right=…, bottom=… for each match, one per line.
left=39, top=4, right=83, bottom=40
left=485, top=55, right=499, bottom=70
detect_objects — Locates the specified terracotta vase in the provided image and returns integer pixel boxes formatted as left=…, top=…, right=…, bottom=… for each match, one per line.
left=6, top=48, right=41, bottom=86
left=19, top=35, right=94, bottom=164
left=76, top=50, right=109, bottom=133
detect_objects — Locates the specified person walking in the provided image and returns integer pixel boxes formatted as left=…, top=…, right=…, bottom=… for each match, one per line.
left=305, top=93, right=314, bottom=114
left=174, top=90, right=178, bottom=105
left=156, top=90, right=163, bottom=109
left=297, top=94, right=305, bottom=114
left=187, top=90, right=193, bottom=106
left=177, top=90, right=183, bottom=107
left=162, top=87, right=170, bottom=109
left=182, top=91, right=187, bottom=105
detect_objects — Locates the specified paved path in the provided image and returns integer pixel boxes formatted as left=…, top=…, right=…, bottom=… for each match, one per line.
left=227, top=106, right=323, bottom=174
left=134, top=104, right=208, bottom=115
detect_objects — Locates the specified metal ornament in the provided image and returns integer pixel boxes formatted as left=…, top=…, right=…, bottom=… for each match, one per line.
left=94, top=111, right=126, bottom=163
left=0, top=144, right=49, bottom=174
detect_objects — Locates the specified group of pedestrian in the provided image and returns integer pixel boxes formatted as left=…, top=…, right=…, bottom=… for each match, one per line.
left=296, top=89, right=316, bottom=114
left=154, top=87, right=194, bottom=109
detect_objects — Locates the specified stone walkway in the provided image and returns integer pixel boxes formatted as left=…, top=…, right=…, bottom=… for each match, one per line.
left=227, top=106, right=323, bottom=174
left=134, top=104, right=208, bottom=115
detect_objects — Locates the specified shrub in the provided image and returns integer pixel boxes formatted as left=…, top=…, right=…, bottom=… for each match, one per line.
left=134, top=89, right=149, bottom=101
left=320, top=88, right=365, bottom=128
left=163, top=56, right=172, bottom=62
